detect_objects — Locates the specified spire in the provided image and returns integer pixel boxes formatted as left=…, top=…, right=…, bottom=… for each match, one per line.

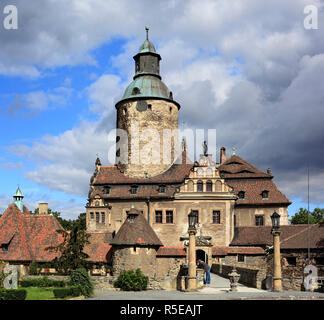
left=13, top=186, right=24, bottom=212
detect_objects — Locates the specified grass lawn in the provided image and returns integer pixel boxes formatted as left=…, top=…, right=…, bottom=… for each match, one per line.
left=25, top=287, right=66, bottom=300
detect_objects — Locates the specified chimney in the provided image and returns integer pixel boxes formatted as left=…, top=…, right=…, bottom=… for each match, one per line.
left=220, top=147, right=226, bottom=164
left=38, top=203, right=48, bottom=215
left=267, top=168, right=272, bottom=174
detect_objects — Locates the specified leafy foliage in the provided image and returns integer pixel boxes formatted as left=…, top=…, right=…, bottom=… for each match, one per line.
left=53, top=286, right=82, bottom=299
left=0, top=288, right=27, bottom=300
left=28, top=261, right=41, bottom=275
left=20, top=277, right=67, bottom=288
left=290, top=208, right=324, bottom=224
left=69, top=268, right=93, bottom=297
left=114, top=269, right=148, bottom=291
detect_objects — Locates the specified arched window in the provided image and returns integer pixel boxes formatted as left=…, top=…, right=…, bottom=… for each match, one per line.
left=197, top=181, right=203, bottom=192
left=187, top=180, right=194, bottom=192
left=215, top=180, right=222, bottom=192
left=206, top=180, right=212, bottom=192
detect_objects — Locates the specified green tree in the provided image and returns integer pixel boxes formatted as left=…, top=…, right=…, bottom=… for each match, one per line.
left=290, top=208, right=324, bottom=224
left=45, top=223, right=90, bottom=274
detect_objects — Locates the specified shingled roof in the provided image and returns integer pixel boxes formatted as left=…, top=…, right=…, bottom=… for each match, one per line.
left=212, top=246, right=266, bottom=256
left=231, top=223, right=324, bottom=249
left=84, top=232, right=113, bottom=263
left=0, top=204, right=64, bottom=262
left=110, top=208, right=163, bottom=246
left=219, top=155, right=272, bottom=179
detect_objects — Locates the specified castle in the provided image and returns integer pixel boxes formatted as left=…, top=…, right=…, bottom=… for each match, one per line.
left=86, top=29, right=291, bottom=265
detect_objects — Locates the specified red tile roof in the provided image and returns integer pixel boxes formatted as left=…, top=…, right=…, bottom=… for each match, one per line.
left=0, top=204, right=64, bottom=262
left=231, top=223, right=324, bottom=249
left=84, top=232, right=113, bottom=263
left=156, top=246, right=186, bottom=256
left=219, top=155, right=272, bottom=179
left=212, top=246, right=266, bottom=256
left=226, top=179, right=291, bottom=205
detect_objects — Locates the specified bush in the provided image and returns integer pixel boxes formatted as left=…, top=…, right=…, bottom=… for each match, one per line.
left=0, top=288, right=27, bottom=300
left=53, top=286, right=82, bottom=299
left=114, top=269, right=148, bottom=291
left=69, top=268, right=93, bottom=297
left=19, top=277, right=67, bottom=288
left=29, top=261, right=40, bottom=275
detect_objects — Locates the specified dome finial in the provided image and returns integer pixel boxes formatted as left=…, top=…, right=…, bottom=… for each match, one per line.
left=145, top=26, right=149, bottom=40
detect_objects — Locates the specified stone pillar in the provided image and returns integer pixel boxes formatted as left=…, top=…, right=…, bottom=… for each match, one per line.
left=272, top=230, right=282, bottom=292
left=187, top=228, right=197, bottom=291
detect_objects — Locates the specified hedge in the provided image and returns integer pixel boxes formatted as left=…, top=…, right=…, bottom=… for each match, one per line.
left=20, top=277, right=67, bottom=288
left=53, top=286, right=82, bottom=299
left=0, top=288, right=27, bottom=300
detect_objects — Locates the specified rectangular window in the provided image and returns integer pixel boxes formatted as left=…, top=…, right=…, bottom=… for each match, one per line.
left=206, top=182, right=212, bottom=192
left=155, top=210, right=163, bottom=223
left=212, top=210, right=221, bottom=224
left=255, top=215, right=264, bottom=226
left=90, top=212, right=94, bottom=219
left=131, top=186, right=138, bottom=194
left=159, top=185, right=166, bottom=194
left=101, top=212, right=105, bottom=224
left=237, top=254, right=245, bottom=262
left=166, top=210, right=174, bottom=224
left=96, top=212, right=100, bottom=223
left=192, top=210, right=199, bottom=223
left=197, top=182, right=203, bottom=192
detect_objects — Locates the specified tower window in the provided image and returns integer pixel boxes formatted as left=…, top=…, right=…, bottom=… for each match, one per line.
left=262, top=190, right=269, bottom=200
left=155, top=210, right=162, bottom=223
left=166, top=210, right=174, bottom=224
left=212, top=210, right=221, bottom=224
left=197, top=181, right=203, bottom=192
left=169, top=106, right=172, bottom=112
left=95, top=200, right=99, bottom=207
left=90, top=212, right=94, bottom=219
left=255, top=215, right=264, bottom=226
left=148, top=104, right=152, bottom=110
left=238, top=191, right=245, bottom=200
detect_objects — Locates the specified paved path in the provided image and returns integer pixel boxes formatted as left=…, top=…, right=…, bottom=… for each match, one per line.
left=88, top=273, right=324, bottom=300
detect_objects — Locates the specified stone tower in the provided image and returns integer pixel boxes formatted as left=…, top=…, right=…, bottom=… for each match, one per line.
left=115, top=27, right=181, bottom=178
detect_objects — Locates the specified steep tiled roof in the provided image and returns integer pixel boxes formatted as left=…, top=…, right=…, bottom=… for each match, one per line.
left=0, top=204, right=64, bottom=262
left=84, top=232, right=113, bottom=263
left=94, top=162, right=194, bottom=185
left=219, top=155, right=272, bottom=179
left=231, top=223, right=324, bottom=249
left=226, top=179, right=291, bottom=206
left=156, top=246, right=186, bottom=256
left=212, top=246, right=265, bottom=256
left=110, top=209, right=163, bottom=246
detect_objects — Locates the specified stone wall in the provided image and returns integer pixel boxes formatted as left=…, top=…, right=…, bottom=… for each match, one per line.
left=211, top=263, right=267, bottom=289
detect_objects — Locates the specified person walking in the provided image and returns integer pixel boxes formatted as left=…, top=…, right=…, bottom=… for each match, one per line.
left=197, top=259, right=210, bottom=285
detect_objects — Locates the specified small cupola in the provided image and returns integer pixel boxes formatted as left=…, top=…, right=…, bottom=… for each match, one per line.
left=13, top=187, right=24, bottom=212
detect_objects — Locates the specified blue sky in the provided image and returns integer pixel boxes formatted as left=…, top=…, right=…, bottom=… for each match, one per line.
left=0, top=0, right=323, bottom=219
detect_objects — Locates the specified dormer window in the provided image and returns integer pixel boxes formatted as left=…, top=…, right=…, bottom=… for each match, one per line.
left=238, top=191, right=245, bottom=200
left=262, top=190, right=269, bottom=200
left=159, top=185, right=166, bottom=194
left=2, top=244, right=9, bottom=252
left=104, top=186, right=111, bottom=195
left=131, top=185, right=138, bottom=195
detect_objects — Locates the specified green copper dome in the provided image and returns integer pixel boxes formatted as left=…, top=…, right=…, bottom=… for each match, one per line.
left=116, top=27, right=180, bottom=109
left=122, top=75, right=172, bottom=101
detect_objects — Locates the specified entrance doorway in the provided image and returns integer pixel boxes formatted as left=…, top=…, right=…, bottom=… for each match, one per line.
left=196, top=249, right=208, bottom=264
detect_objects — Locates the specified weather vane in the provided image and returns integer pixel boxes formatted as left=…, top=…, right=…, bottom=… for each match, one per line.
left=145, top=26, right=149, bottom=40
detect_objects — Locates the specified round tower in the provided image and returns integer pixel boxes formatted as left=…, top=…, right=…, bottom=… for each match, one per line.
left=115, top=27, right=181, bottom=178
